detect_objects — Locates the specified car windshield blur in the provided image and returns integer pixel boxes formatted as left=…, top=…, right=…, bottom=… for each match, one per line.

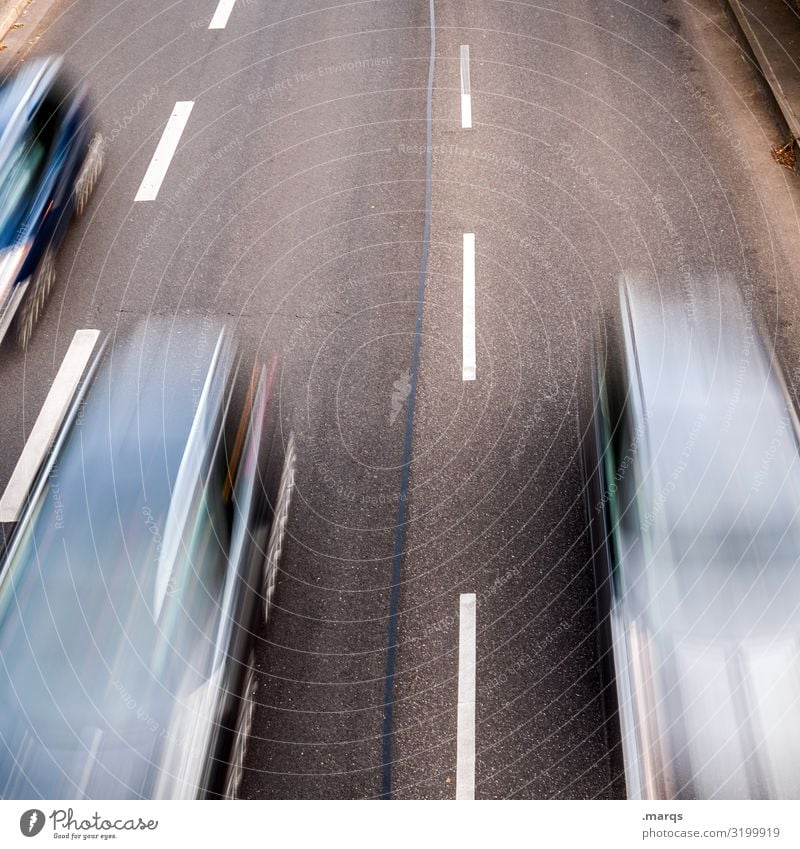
left=0, top=98, right=52, bottom=247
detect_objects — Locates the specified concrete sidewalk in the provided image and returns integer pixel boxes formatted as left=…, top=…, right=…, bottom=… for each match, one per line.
left=727, top=0, right=800, bottom=163
left=0, top=0, right=29, bottom=45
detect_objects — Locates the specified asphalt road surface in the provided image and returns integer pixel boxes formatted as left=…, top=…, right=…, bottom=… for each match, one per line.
left=2, top=0, right=800, bottom=799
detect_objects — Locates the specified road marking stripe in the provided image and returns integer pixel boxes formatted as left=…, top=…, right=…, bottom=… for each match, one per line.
left=457, top=593, right=477, bottom=800
left=134, top=101, right=194, bottom=202
left=460, top=45, right=472, bottom=128
left=463, top=232, right=476, bottom=381
left=0, top=329, right=100, bottom=523
left=209, top=0, right=237, bottom=29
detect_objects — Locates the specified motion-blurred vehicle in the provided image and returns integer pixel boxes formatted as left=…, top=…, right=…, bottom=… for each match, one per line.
left=0, top=318, right=295, bottom=798
left=583, top=277, right=800, bottom=799
left=0, top=55, right=103, bottom=348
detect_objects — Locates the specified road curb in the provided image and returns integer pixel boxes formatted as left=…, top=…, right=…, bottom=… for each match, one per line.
left=0, top=0, right=29, bottom=45
left=725, top=0, right=800, bottom=167
left=0, top=0, right=65, bottom=74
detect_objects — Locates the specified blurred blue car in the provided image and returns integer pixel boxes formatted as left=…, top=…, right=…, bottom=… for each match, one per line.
left=0, top=56, right=103, bottom=348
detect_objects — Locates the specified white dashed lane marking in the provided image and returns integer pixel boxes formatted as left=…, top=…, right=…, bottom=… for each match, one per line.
left=460, top=45, right=472, bottom=129
left=456, top=592, right=477, bottom=799
left=209, top=0, right=237, bottom=29
left=134, top=101, right=194, bottom=202
left=463, top=233, right=476, bottom=382
left=0, top=329, right=100, bottom=523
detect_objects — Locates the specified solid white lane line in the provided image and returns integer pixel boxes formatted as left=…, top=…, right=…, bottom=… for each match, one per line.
left=456, top=593, right=477, bottom=800
left=134, top=101, right=194, bottom=202
left=0, top=329, right=100, bottom=523
left=460, top=45, right=472, bottom=129
left=462, top=233, right=476, bottom=381
left=209, top=0, right=237, bottom=29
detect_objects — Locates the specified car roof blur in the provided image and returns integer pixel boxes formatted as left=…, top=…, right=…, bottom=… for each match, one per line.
left=620, top=279, right=800, bottom=544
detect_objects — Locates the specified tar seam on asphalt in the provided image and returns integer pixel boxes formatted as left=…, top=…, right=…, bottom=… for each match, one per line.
left=380, top=0, right=436, bottom=800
